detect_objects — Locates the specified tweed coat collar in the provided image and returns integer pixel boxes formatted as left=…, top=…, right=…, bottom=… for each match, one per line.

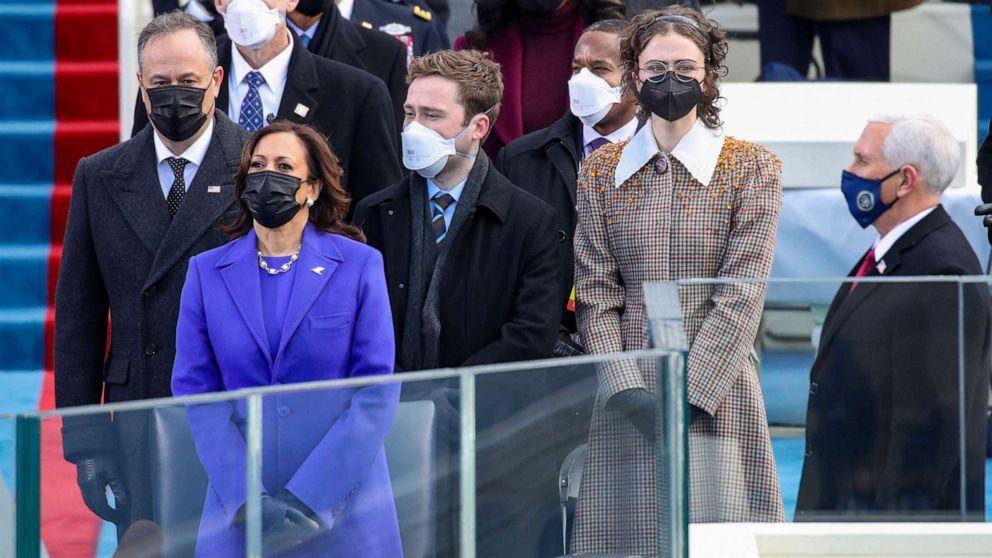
left=614, top=118, right=724, bottom=188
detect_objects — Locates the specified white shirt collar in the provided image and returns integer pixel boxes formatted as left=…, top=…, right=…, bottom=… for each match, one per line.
left=873, top=205, right=937, bottom=261
left=338, top=0, right=355, bottom=20
left=614, top=118, right=725, bottom=188
left=582, top=117, right=639, bottom=150
left=153, top=118, right=214, bottom=167
left=230, top=28, right=294, bottom=92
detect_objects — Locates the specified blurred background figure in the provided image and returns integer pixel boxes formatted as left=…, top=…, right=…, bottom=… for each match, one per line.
left=456, top=0, right=625, bottom=156
left=172, top=121, right=401, bottom=557
left=757, top=0, right=924, bottom=81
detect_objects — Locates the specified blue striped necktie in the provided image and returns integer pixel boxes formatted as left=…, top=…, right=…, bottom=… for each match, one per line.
left=431, top=192, right=455, bottom=244
left=238, top=71, right=266, bottom=132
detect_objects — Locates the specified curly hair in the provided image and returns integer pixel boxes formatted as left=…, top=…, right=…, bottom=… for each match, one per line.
left=221, top=120, right=365, bottom=242
left=464, top=0, right=625, bottom=49
left=620, top=6, right=728, bottom=129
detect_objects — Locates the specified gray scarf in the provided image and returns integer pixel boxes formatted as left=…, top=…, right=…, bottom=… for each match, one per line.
left=401, top=154, right=490, bottom=370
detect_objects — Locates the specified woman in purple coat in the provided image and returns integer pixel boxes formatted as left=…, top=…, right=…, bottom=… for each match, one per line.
left=172, top=121, right=402, bottom=557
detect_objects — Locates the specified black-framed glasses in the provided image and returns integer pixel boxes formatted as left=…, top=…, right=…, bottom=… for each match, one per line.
left=639, top=62, right=701, bottom=83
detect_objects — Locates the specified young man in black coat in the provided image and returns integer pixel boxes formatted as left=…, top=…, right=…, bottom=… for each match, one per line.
left=796, top=115, right=992, bottom=521
left=56, top=12, right=250, bottom=535
left=134, top=0, right=401, bottom=206
left=496, top=19, right=637, bottom=343
left=353, top=50, right=561, bottom=557
left=288, top=0, right=409, bottom=132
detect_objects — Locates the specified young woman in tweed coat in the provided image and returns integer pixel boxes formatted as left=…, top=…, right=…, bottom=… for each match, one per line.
left=572, top=7, right=786, bottom=554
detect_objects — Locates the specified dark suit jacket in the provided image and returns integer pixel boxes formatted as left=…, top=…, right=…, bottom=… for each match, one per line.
left=132, top=33, right=401, bottom=206
left=353, top=157, right=560, bottom=369
left=351, top=0, right=450, bottom=58
left=496, top=112, right=582, bottom=329
left=54, top=112, right=248, bottom=521
left=303, top=1, right=408, bottom=133
left=796, top=205, right=991, bottom=521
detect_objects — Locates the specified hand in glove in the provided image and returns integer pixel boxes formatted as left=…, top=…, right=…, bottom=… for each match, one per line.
left=76, top=453, right=129, bottom=524
left=606, top=388, right=657, bottom=442
left=974, top=204, right=992, bottom=246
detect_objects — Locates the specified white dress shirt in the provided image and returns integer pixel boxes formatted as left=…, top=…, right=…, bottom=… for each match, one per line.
left=227, top=29, right=294, bottom=125
left=152, top=119, right=214, bottom=198
left=581, top=117, right=638, bottom=158
left=873, top=205, right=937, bottom=262
left=337, top=0, right=355, bottom=20
left=614, top=118, right=725, bottom=188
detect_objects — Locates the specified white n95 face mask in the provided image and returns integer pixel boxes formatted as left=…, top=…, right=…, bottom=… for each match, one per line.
left=401, top=120, right=477, bottom=179
left=225, top=0, right=282, bottom=49
left=568, top=68, right=623, bottom=127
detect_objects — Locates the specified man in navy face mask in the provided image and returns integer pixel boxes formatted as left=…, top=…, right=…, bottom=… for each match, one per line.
left=796, top=115, right=991, bottom=521
left=55, top=12, right=249, bottom=538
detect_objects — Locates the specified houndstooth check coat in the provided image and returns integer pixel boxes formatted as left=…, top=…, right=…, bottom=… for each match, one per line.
left=572, top=125, right=786, bottom=555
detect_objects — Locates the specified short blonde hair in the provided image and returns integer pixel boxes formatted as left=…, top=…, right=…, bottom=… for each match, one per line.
left=407, top=49, right=503, bottom=126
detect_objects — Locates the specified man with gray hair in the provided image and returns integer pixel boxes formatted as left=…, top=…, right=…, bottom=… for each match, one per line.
left=54, top=10, right=248, bottom=536
left=796, top=114, right=991, bottom=521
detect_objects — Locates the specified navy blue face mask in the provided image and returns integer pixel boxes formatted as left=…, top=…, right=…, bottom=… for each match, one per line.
left=840, top=168, right=902, bottom=228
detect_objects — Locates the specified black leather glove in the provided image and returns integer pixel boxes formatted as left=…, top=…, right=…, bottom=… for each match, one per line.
left=606, top=388, right=657, bottom=441
left=975, top=203, right=992, bottom=246
left=76, top=453, right=128, bottom=524
left=260, top=493, right=323, bottom=553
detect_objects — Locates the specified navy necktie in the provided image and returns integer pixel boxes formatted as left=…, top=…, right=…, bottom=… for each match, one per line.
left=431, top=192, right=455, bottom=244
left=238, top=71, right=266, bottom=132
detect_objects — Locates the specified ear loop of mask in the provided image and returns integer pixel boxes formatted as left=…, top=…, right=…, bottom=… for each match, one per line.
left=452, top=105, right=498, bottom=159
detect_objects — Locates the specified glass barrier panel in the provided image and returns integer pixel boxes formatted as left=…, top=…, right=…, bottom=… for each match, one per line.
left=1, top=414, right=14, bottom=556
left=665, top=276, right=984, bottom=531
left=30, top=397, right=247, bottom=557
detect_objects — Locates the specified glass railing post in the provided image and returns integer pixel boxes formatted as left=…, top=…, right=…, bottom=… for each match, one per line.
left=245, top=394, right=263, bottom=558
left=14, top=415, right=39, bottom=558
left=460, top=371, right=476, bottom=558
left=658, top=351, right=689, bottom=558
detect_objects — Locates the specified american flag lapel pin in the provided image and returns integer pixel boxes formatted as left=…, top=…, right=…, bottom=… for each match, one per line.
left=207, top=185, right=221, bottom=194
left=294, top=103, right=310, bottom=118
left=876, top=259, right=886, bottom=274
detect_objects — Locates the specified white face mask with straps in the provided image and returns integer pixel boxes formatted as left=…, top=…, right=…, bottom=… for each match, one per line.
left=401, top=109, right=493, bottom=178
left=568, top=68, right=623, bottom=127
left=225, top=0, right=282, bottom=49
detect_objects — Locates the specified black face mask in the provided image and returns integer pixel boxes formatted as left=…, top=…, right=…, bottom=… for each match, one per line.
left=295, top=0, right=324, bottom=17
left=640, top=72, right=702, bottom=122
left=241, top=171, right=306, bottom=229
left=146, top=85, right=208, bottom=142
left=516, top=0, right=561, bottom=15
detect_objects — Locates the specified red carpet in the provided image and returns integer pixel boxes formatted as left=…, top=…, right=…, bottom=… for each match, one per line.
left=41, top=0, right=119, bottom=555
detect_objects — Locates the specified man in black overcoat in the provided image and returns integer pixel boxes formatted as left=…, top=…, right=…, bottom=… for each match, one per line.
left=55, top=12, right=249, bottom=533
left=288, top=0, right=409, bottom=132
left=797, top=115, right=992, bottom=522
left=353, top=50, right=561, bottom=557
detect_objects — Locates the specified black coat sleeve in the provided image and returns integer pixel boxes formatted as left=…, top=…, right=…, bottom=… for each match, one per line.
left=55, top=158, right=117, bottom=461
left=461, top=203, right=561, bottom=365
left=978, top=118, right=992, bottom=203
left=346, top=79, right=402, bottom=206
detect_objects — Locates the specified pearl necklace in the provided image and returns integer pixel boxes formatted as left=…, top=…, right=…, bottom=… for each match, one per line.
left=258, top=244, right=301, bottom=275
